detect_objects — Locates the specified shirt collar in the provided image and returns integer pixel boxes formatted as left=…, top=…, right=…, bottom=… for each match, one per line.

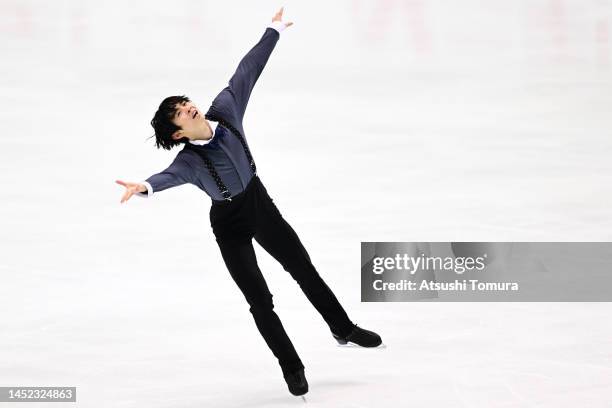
left=189, top=120, right=218, bottom=146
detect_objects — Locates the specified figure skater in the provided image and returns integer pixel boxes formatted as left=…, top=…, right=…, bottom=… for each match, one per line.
left=116, top=7, right=383, bottom=397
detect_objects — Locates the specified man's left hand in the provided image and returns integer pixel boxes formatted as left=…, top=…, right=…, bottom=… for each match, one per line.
left=272, top=7, right=293, bottom=29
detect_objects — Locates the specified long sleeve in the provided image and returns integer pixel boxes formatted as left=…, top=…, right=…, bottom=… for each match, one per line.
left=135, top=157, right=194, bottom=198
left=227, top=25, right=282, bottom=122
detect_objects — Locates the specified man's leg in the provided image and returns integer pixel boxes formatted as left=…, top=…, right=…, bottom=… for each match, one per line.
left=216, top=238, right=304, bottom=376
left=253, top=198, right=355, bottom=338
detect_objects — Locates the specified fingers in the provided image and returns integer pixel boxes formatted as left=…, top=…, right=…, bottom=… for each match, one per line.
left=272, top=6, right=293, bottom=28
left=120, top=189, right=133, bottom=204
left=272, top=6, right=285, bottom=22
left=117, top=180, right=144, bottom=204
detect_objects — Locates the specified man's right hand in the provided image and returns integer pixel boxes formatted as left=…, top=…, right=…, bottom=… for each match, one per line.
left=115, top=180, right=147, bottom=203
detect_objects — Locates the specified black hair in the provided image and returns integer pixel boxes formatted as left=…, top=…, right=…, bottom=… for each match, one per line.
left=149, top=95, right=191, bottom=150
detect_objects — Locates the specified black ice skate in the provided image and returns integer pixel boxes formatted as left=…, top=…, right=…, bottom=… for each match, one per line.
left=283, top=368, right=309, bottom=397
left=333, top=324, right=385, bottom=348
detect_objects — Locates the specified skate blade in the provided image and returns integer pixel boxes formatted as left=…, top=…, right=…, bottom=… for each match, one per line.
left=337, top=342, right=387, bottom=349
left=301, top=396, right=307, bottom=403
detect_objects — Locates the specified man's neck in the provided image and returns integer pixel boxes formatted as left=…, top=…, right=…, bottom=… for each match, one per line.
left=189, top=121, right=217, bottom=146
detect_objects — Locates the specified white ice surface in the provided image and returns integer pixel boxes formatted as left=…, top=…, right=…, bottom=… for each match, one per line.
left=1, top=0, right=611, bottom=407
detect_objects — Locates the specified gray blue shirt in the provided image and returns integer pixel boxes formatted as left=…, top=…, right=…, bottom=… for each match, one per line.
left=136, top=21, right=286, bottom=201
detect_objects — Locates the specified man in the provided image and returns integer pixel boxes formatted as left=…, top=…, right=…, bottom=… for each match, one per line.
left=116, top=7, right=383, bottom=397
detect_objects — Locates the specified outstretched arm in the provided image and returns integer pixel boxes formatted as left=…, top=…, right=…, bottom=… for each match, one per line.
left=227, top=7, right=293, bottom=122
left=116, top=157, right=194, bottom=203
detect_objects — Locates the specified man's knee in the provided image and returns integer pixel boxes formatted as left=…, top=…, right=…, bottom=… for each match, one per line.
left=249, top=293, right=275, bottom=316
left=280, top=249, right=315, bottom=278
left=294, top=271, right=329, bottom=295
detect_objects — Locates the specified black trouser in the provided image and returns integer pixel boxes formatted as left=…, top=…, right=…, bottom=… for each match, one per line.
left=209, top=175, right=354, bottom=376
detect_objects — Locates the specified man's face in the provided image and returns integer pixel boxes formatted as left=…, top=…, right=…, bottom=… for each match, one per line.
left=171, top=100, right=213, bottom=141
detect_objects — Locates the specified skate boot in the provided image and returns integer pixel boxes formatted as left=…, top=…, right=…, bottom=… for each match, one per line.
left=333, top=324, right=384, bottom=348
left=283, top=368, right=308, bottom=396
